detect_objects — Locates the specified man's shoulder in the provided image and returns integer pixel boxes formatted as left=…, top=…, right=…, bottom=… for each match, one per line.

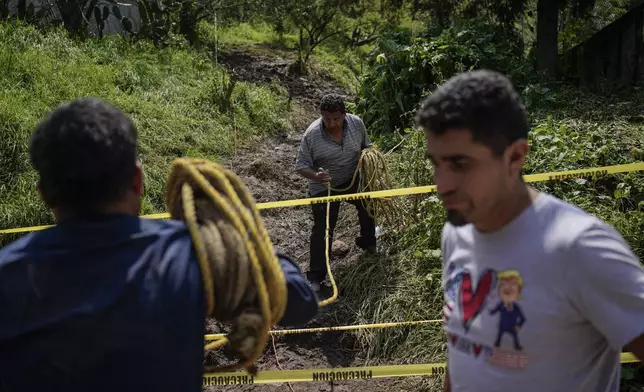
left=440, top=192, right=611, bottom=247
left=140, top=217, right=190, bottom=234
left=524, top=192, right=629, bottom=261
left=303, top=117, right=323, bottom=138
left=0, top=218, right=193, bottom=262
left=534, top=193, right=607, bottom=237
left=0, top=232, right=35, bottom=263
left=139, top=218, right=196, bottom=255
left=345, top=113, right=365, bottom=129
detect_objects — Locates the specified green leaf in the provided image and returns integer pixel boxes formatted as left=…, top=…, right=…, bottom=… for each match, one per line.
left=621, top=366, right=636, bottom=380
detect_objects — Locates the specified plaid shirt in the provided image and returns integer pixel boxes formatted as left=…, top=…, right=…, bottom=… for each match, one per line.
left=295, top=113, right=372, bottom=196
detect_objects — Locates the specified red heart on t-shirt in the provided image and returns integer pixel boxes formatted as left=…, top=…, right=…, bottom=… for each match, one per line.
left=460, top=270, right=494, bottom=331
left=473, top=343, right=483, bottom=358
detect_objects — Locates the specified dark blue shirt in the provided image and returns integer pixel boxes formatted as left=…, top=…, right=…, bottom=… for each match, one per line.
left=0, top=214, right=318, bottom=392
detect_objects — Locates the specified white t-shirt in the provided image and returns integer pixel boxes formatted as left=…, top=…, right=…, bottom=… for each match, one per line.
left=441, top=192, right=644, bottom=392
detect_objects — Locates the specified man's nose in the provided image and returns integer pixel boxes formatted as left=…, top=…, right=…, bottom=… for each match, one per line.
left=434, top=169, right=457, bottom=195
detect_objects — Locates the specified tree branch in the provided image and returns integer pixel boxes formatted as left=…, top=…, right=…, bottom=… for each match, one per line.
left=304, top=26, right=353, bottom=62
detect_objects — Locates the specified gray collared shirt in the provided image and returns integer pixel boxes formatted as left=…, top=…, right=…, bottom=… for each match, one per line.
left=295, top=113, right=373, bottom=196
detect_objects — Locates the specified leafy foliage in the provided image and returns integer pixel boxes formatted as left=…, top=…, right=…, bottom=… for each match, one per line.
left=256, top=0, right=408, bottom=73
left=409, top=0, right=526, bottom=27
left=355, top=18, right=533, bottom=139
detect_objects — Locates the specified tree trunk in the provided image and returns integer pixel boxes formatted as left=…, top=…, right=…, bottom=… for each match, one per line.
left=179, top=0, right=199, bottom=46
left=298, top=27, right=305, bottom=65
left=536, top=0, right=558, bottom=76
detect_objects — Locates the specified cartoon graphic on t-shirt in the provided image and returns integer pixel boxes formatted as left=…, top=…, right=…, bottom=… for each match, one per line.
left=490, top=270, right=526, bottom=351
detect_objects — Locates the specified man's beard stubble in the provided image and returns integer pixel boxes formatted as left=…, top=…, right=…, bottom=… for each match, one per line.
left=446, top=209, right=469, bottom=227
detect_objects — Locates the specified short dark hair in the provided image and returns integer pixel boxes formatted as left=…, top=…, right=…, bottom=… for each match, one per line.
left=415, top=69, right=529, bottom=156
left=320, top=93, right=346, bottom=113
left=29, top=98, right=139, bottom=212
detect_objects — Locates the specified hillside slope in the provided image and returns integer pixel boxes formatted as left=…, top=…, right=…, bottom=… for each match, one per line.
left=4, top=17, right=644, bottom=392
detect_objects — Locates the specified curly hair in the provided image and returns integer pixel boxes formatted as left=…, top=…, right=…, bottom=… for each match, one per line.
left=29, top=97, right=139, bottom=212
left=319, top=93, right=346, bottom=114
left=415, top=69, right=529, bottom=156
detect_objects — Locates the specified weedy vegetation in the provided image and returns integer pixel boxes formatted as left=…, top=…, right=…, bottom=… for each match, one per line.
left=1, top=0, right=644, bottom=390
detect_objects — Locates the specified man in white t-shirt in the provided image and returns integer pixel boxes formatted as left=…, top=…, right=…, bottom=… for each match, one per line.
left=414, top=69, right=644, bottom=392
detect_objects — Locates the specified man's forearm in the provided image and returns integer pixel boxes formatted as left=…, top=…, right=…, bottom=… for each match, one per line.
left=275, top=252, right=319, bottom=326
left=443, top=367, right=451, bottom=392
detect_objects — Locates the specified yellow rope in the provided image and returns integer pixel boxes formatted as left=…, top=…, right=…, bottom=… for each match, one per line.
left=204, top=319, right=442, bottom=340
left=165, top=157, right=287, bottom=374
left=318, top=185, right=338, bottom=307
left=328, top=147, right=400, bottom=226
left=317, top=147, right=399, bottom=307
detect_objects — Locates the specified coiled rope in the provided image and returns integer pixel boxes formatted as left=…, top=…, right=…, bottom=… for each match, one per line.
left=327, top=147, right=400, bottom=227
left=318, top=147, right=399, bottom=307
left=165, top=157, right=287, bottom=374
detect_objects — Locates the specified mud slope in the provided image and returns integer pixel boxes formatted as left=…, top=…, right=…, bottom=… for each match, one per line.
left=203, top=51, right=433, bottom=392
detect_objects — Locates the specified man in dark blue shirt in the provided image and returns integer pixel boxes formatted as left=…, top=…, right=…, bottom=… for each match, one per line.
left=0, top=98, right=319, bottom=392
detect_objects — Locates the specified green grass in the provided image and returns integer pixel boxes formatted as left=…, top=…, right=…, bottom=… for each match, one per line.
left=201, top=22, right=295, bottom=49
left=0, top=21, right=292, bottom=242
left=199, top=21, right=367, bottom=93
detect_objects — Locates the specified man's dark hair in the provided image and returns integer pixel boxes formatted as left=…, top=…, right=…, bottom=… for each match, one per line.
left=320, top=93, right=346, bottom=114
left=415, top=69, right=529, bottom=156
left=29, top=97, right=139, bottom=212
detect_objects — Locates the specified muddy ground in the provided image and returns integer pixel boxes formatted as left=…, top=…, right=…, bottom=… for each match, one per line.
left=202, top=50, right=434, bottom=391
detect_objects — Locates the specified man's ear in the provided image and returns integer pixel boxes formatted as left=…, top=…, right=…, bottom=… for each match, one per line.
left=36, top=180, right=48, bottom=204
left=506, top=139, right=529, bottom=179
left=36, top=179, right=58, bottom=211
left=132, top=160, right=143, bottom=196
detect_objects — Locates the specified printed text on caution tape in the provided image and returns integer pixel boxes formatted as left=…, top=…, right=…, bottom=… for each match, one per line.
left=201, top=352, right=639, bottom=386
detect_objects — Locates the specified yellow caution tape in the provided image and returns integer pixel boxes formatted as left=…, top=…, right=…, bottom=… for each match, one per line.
left=622, top=352, right=640, bottom=363
left=253, top=161, right=644, bottom=210
left=205, top=319, right=442, bottom=340
left=0, top=223, right=55, bottom=234
left=2, top=162, right=644, bottom=235
left=201, top=363, right=442, bottom=386
left=202, top=352, right=640, bottom=386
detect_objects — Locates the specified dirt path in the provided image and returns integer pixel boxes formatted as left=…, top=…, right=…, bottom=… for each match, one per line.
left=202, top=50, right=436, bottom=392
